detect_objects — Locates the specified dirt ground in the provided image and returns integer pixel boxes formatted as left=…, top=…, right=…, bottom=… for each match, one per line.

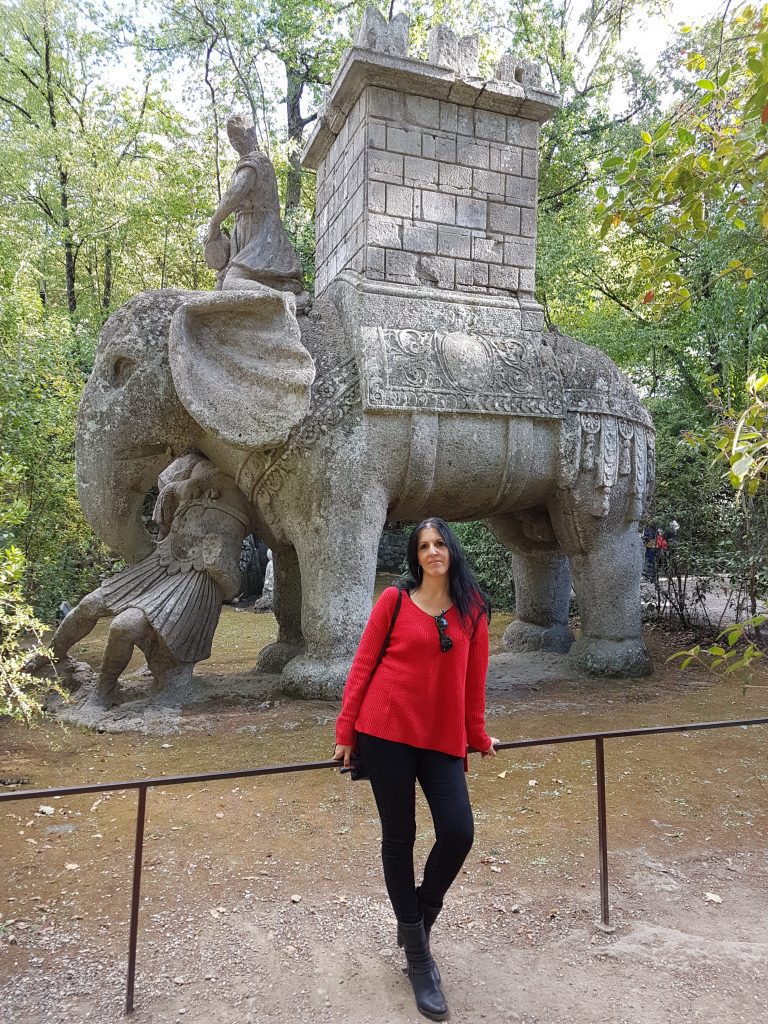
left=2, top=612, right=768, bottom=1024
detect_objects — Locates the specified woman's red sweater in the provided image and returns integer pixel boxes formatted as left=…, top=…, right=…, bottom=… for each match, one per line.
left=335, top=587, right=492, bottom=759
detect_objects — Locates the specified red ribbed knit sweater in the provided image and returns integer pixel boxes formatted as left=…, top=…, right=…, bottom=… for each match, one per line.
left=335, top=587, right=492, bottom=759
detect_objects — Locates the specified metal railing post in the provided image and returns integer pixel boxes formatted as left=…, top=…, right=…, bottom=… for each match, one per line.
left=125, top=784, right=148, bottom=1014
left=595, top=737, right=610, bottom=926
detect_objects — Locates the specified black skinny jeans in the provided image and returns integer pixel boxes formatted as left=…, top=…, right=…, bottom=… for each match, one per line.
left=357, top=732, right=475, bottom=923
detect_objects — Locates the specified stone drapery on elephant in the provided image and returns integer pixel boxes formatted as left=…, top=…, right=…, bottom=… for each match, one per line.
left=76, top=275, right=654, bottom=698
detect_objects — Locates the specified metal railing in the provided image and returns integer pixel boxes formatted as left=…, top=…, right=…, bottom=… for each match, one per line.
left=2, top=714, right=768, bottom=1014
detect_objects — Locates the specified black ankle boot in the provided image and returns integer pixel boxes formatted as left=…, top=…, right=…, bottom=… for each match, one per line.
left=417, top=888, right=442, bottom=940
left=398, top=891, right=442, bottom=945
left=397, top=919, right=448, bottom=1021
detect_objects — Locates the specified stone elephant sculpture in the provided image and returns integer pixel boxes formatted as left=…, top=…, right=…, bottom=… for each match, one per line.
left=76, top=279, right=654, bottom=697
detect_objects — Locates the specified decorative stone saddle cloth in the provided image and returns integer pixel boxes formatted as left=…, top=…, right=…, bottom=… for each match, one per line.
left=357, top=326, right=565, bottom=418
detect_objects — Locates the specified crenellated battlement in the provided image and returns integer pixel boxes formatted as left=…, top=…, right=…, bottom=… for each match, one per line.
left=302, top=8, right=559, bottom=301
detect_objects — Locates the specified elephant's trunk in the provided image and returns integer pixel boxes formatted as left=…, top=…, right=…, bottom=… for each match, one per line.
left=76, top=417, right=173, bottom=564
left=77, top=445, right=173, bottom=563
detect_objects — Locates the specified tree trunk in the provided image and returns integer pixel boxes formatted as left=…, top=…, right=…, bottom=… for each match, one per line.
left=60, top=167, right=77, bottom=314
left=102, top=245, right=113, bottom=311
left=285, top=67, right=305, bottom=217
left=43, top=20, right=77, bottom=313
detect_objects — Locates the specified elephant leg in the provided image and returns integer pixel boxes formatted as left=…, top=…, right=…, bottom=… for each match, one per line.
left=567, top=524, right=652, bottom=678
left=52, top=589, right=108, bottom=660
left=507, top=550, right=574, bottom=653
left=88, top=608, right=153, bottom=710
left=281, top=498, right=388, bottom=699
left=256, top=544, right=305, bottom=674
left=487, top=514, right=574, bottom=654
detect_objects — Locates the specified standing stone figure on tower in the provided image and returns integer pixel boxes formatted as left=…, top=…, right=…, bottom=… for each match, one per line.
left=204, top=115, right=309, bottom=309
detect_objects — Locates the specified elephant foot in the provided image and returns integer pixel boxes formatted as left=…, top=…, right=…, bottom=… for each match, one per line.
left=256, top=640, right=305, bottom=675
left=503, top=620, right=575, bottom=654
left=569, top=637, right=653, bottom=678
left=502, top=619, right=546, bottom=652
left=540, top=624, right=576, bottom=654
left=280, top=654, right=352, bottom=699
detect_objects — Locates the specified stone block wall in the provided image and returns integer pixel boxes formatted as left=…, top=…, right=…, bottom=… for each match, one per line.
left=314, top=88, right=541, bottom=298
left=376, top=523, right=409, bottom=572
left=305, top=15, right=559, bottom=299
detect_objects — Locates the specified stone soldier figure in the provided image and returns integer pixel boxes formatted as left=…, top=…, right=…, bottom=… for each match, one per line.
left=52, top=453, right=253, bottom=711
left=204, top=115, right=309, bottom=309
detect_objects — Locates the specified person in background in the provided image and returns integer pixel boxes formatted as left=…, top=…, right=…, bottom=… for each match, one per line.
left=642, top=522, right=658, bottom=579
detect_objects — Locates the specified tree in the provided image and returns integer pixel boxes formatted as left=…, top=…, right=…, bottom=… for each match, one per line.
left=0, top=0, right=217, bottom=322
left=143, top=0, right=360, bottom=218
left=598, top=2, right=768, bottom=312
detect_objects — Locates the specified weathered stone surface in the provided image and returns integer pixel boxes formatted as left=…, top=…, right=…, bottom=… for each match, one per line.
left=428, top=25, right=459, bottom=70
left=496, top=52, right=543, bottom=88
left=204, top=116, right=307, bottom=307
left=55, top=455, right=253, bottom=711
left=457, top=36, right=480, bottom=78
left=72, top=9, right=654, bottom=710
left=355, top=7, right=409, bottom=56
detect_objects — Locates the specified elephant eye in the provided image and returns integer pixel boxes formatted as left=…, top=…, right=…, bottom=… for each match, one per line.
left=111, top=356, right=135, bottom=386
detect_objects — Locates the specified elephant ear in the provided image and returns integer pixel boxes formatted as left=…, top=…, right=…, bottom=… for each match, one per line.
left=168, top=288, right=315, bottom=450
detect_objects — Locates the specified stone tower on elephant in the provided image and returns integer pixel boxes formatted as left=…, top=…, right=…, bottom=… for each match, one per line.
left=75, top=12, right=655, bottom=698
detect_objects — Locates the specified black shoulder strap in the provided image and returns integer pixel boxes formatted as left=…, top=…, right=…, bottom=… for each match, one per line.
left=373, top=587, right=403, bottom=671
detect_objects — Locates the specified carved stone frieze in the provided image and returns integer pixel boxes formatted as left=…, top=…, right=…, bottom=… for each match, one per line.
left=360, top=326, right=566, bottom=417
left=560, top=411, right=655, bottom=520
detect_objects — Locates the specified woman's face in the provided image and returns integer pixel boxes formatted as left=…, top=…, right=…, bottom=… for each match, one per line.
left=416, top=526, right=451, bottom=580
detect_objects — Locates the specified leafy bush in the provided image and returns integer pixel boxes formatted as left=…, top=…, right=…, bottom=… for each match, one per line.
left=0, top=290, right=113, bottom=619
left=0, top=545, right=63, bottom=722
left=451, top=521, right=515, bottom=611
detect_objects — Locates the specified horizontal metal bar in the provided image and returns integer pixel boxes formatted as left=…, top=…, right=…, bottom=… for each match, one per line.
left=2, top=715, right=767, bottom=804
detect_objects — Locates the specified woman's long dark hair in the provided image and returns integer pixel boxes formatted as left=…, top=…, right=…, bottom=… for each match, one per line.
left=404, top=517, right=491, bottom=627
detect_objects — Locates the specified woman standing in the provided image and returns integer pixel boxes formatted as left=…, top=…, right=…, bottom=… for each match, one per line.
left=333, top=518, right=499, bottom=1021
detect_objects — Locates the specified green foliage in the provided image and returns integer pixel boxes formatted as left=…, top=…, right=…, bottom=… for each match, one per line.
left=712, top=372, right=768, bottom=492
left=0, top=0, right=218, bottom=323
left=0, top=289, right=113, bottom=618
left=0, top=544, right=64, bottom=723
left=669, top=615, right=766, bottom=691
left=598, top=3, right=768, bottom=311
left=451, top=522, right=515, bottom=610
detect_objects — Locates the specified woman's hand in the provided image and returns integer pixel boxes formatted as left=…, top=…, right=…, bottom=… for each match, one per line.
left=482, top=737, right=500, bottom=757
left=332, top=744, right=354, bottom=768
